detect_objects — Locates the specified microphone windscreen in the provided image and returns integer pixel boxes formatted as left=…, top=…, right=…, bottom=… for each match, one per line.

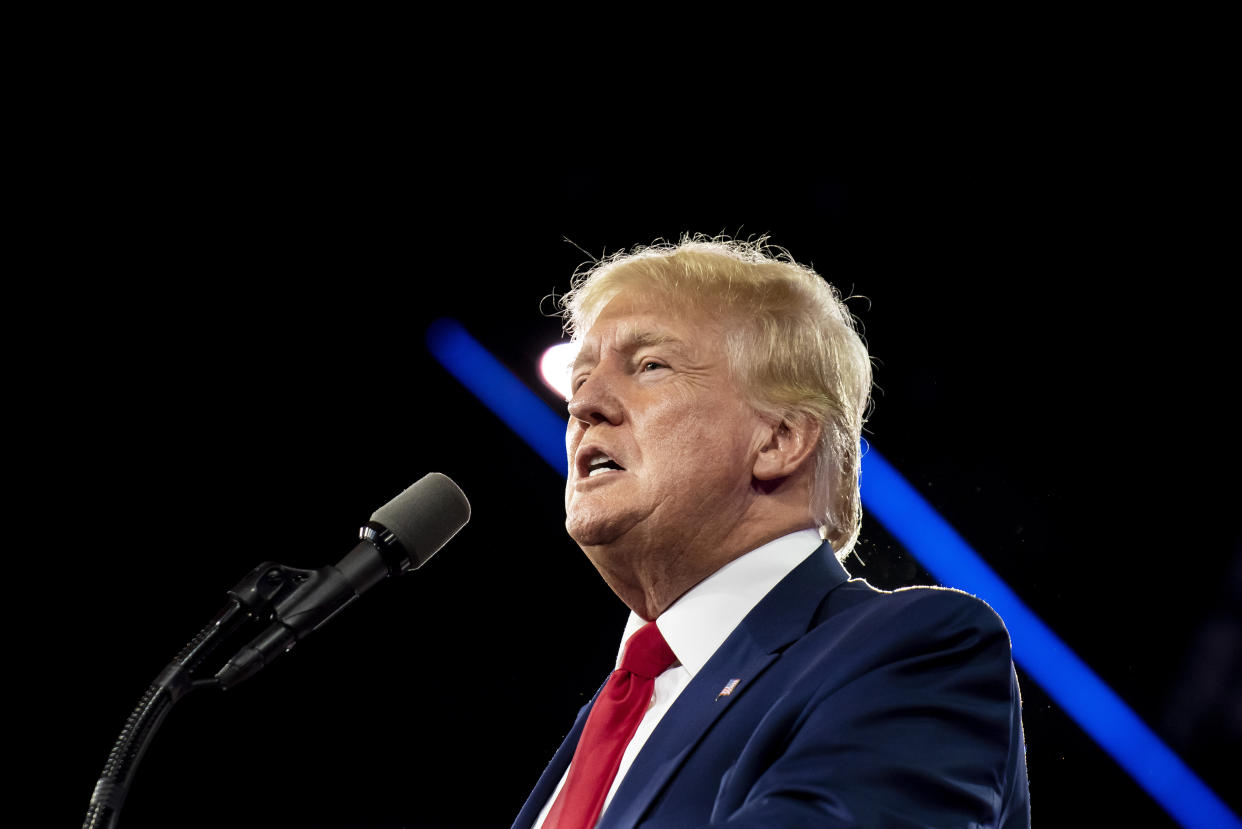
left=371, top=473, right=471, bottom=569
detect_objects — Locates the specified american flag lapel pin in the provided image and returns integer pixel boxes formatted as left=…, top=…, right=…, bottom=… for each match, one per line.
left=715, top=678, right=741, bottom=701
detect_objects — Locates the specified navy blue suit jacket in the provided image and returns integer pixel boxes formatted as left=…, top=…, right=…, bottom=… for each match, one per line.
left=513, top=543, right=1030, bottom=828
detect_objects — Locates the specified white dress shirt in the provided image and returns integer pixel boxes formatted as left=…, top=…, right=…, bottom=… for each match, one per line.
left=534, top=529, right=823, bottom=828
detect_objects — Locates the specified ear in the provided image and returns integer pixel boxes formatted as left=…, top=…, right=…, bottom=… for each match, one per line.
left=753, top=414, right=821, bottom=481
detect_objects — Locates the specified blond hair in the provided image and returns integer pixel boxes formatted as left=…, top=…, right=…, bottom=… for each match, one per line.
left=560, top=235, right=872, bottom=559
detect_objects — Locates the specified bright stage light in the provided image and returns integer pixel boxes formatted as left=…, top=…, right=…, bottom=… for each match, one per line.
left=539, top=342, right=579, bottom=401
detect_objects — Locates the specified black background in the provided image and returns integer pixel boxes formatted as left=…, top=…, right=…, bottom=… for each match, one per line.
left=27, top=60, right=1238, bottom=828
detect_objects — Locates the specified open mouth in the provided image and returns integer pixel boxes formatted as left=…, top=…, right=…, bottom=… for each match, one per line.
left=583, top=450, right=625, bottom=477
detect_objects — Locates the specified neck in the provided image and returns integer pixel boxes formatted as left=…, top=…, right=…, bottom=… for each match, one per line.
left=583, top=515, right=817, bottom=620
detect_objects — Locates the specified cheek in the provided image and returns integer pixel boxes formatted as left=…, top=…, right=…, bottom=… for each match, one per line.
left=565, top=420, right=588, bottom=470
left=688, top=410, right=764, bottom=480
left=647, top=415, right=744, bottom=485
left=563, top=423, right=579, bottom=508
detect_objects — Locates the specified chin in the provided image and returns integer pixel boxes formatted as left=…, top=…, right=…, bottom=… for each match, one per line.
left=565, top=519, right=617, bottom=549
left=565, top=508, right=632, bottom=549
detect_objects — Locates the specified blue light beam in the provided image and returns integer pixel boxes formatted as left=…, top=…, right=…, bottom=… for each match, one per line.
left=427, top=317, right=1239, bottom=829
left=426, top=318, right=567, bottom=475
left=860, top=450, right=1239, bottom=829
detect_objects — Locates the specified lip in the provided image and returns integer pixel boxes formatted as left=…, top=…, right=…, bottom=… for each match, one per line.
left=571, top=467, right=628, bottom=492
left=573, top=443, right=628, bottom=481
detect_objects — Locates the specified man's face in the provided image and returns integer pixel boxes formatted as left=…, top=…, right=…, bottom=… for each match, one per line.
left=564, top=291, right=770, bottom=562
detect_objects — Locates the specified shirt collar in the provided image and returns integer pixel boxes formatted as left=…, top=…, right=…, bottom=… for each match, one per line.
left=616, top=529, right=823, bottom=677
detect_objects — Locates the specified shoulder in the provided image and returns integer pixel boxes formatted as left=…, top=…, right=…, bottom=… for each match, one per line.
left=722, top=581, right=1029, bottom=828
left=784, top=579, right=1016, bottom=686
left=821, top=578, right=1010, bottom=639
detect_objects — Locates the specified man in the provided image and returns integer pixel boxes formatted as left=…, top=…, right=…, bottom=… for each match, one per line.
left=514, top=237, right=1030, bottom=828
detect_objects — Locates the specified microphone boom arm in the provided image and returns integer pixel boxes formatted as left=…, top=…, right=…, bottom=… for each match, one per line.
left=82, top=472, right=470, bottom=829
left=83, top=558, right=309, bottom=829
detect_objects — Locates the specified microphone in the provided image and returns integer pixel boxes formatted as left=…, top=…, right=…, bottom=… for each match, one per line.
left=215, top=473, right=470, bottom=689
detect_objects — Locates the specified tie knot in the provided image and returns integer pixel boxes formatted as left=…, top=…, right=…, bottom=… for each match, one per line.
left=621, top=621, right=677, bottom=679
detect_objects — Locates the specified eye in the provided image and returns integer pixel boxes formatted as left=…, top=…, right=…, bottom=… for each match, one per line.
left=641, top=361, right=667, bottom=372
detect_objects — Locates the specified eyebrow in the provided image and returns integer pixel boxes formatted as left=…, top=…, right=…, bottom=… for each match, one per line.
left=572, top=327, right=686, bottom=373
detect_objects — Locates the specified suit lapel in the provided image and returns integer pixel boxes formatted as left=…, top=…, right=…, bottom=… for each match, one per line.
left=510, top=690, right=598, bottom=829
left=595, top=623, right=778, bottom=829
left=596, top=543, right=850, bottom=829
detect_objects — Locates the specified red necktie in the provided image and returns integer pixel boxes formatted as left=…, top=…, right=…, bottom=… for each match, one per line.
left=543, top=621, right=677, bottom=829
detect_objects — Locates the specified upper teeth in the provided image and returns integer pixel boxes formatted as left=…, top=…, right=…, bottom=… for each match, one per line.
left=588, top=454, right=616, bottom=476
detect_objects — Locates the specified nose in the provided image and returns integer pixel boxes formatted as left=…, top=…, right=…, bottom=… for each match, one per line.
left=567, top=368, right=623, bottom=426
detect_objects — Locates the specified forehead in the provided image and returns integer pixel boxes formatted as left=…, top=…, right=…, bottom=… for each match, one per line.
left=574, top=292, right=720, bottom=362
